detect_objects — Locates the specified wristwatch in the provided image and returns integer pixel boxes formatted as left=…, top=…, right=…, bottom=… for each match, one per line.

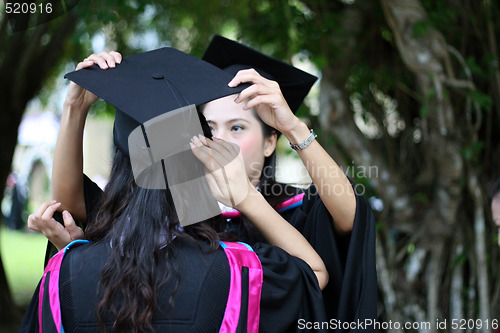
left=289, top=129, right=317, bottom=151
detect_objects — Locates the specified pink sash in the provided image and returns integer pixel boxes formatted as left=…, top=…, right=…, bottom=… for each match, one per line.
left=219, top=241, right=263, bottom=333
left=38, top=240, right=89, bottom=333
left=222, top=192, right=305, bottom=218
left=38, top=240, right=263, bottom=332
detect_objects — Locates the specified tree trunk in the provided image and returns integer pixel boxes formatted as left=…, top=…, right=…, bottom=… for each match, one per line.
left=0, top=11, right=77, bottom=325
left=0, top=250, right=20, bottom=324
left=316, top=0, right=497, bottom=326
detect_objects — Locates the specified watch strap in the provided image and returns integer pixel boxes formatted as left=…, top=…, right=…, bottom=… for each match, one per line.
left=289, top=129, right=317, bottom=151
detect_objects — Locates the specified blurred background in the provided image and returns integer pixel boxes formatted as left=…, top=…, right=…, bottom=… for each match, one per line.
left=1, top=0, right=499, bottom=331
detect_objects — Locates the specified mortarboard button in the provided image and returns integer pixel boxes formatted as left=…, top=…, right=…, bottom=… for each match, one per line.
left=152, top=72, right=164, bottom=79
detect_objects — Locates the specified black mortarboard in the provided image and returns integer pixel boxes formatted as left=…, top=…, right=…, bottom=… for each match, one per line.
left=202, top=35, right=317, bottom=113
left=64, top=47, right=249, bottom=155
left=64, top=48, right=249, bottom=226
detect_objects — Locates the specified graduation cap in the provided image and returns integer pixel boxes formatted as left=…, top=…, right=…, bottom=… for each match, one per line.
left=202, top=35, right=317, bottom=113
left=64, top=47, right=249, bottom=155
left=64, top=47, right=249, bottom=226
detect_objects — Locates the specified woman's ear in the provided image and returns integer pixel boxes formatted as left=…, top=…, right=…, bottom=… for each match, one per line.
left=264, top=133, right=278, bottom=157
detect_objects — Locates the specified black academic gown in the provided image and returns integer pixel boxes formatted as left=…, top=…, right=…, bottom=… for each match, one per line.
left=21, top=237, right=327, bottom=332
left=23, top=177, right=329, bottom=333
left=225, top=184, right=378, bottom=332
left=40, top=176, right=377, bottom=332
left=284, top=185, right=377, bottom=332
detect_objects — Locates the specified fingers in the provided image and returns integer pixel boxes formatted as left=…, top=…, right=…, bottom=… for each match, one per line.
left=196, top=135, right=238, bottom=157
left=197, top=134, right=209, bottom=146
left=109, top=51, right=123, bottom=64
left=244, top=94, right=282, bottom=111
left=28, top=202, right=61, bottom=235
left=62, top=210, right=76, bottom=230
left=28, top=201, right=84, bottom=251
left=83, top=53, right=108, bottom=69
left=234, top=85, right=259, bottom=104
left=209, top=138, right=240, bottom=162
left=190, top=139, right=227, bottom=197
left=190, top=135, right=238, bottom=169
left=80, top=51, right=122, bottom=70
left=234, top=80, right=280, bottom=104
left=27, top=214, right=40, bottom=232
left=190, top=136, right=216, bottom=169
left=228, top=68, right=269, bottom=87
left=34, top=200, right=56, bottom=218
left=41, top=202, right=62, bottom=220
left=63, top=211, right=85, bottom=241
left=98, top=52, right=117, bottom=68
left=229, top=69, right=285, bottom=114
left=75, top=60, right=96, bottom=71
left=228, top=68, right=279, bottom=101
left=189, top=135, right=249, bottom=208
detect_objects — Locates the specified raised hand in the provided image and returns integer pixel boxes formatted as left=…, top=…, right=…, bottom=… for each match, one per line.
left=228, top=68, right=301, bottom=135
left=64, top=51, right=122, bottom=112
left=190, top=135, right=253, bottom=208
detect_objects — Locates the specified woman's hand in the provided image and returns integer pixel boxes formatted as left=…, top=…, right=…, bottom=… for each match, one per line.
left=190, top=135, right=254, bottom=208
left=28, top=201, right=85, bottom=251
left=190, top=135, right=328, bottom=289
left=228, top=68, right=302, bottom=134
left=64, top=51, right=122, bottom=112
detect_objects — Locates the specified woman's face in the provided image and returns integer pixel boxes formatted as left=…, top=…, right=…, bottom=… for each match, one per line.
left=202, top=94, right=276, bottom=186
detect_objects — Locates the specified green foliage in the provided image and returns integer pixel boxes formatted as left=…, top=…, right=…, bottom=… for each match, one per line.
left=419, top=105, right=429, bottom=118
left=460, top=141, right=485, bottom=163
left=466, top=56, right=487, bottom=78
left=413, top=192, right=429, bottom=205
left=346, top=64, right=372, bottom=93
left=467, top=89, right=492, bottom=111
left=380, top=27, right=393, bottom=43
left=420, top=0, right=458, bottom=34
left=483, top=53, right=499, bottom=73
left=407, top=243, right=415, bottom=254
left=413, top=19, right=432, bottom=37
left=418, top=88, right=437, bottom=118
left=451, top=247, right=469, bottom=268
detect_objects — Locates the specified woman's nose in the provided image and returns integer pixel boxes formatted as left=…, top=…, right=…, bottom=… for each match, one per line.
left=213, top=129, right=230, bottom=142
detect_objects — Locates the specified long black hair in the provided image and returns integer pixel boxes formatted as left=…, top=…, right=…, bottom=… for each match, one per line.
left=85, top=149, right=228, bottom=332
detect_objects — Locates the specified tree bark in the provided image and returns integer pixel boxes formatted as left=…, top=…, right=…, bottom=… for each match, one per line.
left=450, top=241, right=464, bottom=331
left=0, top=249, right=20, bottom=325
left=467, top=171, right=491, bottom=332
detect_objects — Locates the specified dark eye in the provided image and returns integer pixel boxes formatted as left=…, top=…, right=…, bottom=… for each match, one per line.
left=231, top=125, right=244, bottom=132
left=209, top=126, right=215, bottom=133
